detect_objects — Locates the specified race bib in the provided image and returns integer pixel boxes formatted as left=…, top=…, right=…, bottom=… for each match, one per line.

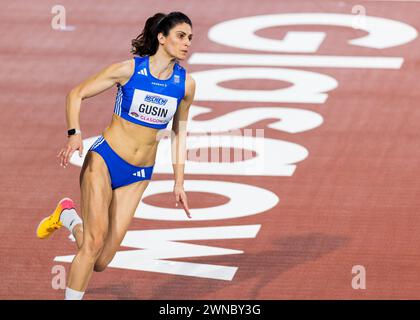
left=128, top=89, right=178, bottom=125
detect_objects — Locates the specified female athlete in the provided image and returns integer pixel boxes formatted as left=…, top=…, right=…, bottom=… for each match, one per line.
left=36, top=11, right=195, bottom=300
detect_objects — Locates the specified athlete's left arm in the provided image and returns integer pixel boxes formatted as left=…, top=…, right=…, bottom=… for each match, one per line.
left=171, top=73, right=196, bottom=218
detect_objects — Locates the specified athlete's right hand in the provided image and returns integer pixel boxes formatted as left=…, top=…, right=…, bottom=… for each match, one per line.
left=57, top=135, right=84, bottom=168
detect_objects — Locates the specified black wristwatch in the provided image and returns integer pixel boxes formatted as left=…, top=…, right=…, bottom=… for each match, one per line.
left=67, top=128, right=82, bottom=137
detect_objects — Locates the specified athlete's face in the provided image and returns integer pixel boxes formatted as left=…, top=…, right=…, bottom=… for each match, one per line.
left=159, top=23, right=193, bottom=60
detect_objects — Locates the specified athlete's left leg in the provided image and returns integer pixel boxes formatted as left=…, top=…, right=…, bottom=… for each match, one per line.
left=93, top=179, right=151, bottom=272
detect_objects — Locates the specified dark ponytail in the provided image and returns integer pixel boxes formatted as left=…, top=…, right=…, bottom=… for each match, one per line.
left=131, top=12, right=192, bottom=57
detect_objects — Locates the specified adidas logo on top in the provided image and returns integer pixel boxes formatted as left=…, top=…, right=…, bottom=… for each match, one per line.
left=133, top=169, right=146, bottom=178
left=137, top=68, right=148, bottom=76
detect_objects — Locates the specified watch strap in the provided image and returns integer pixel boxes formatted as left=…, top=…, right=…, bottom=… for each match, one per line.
left=67, top=128, right=82, bottom=136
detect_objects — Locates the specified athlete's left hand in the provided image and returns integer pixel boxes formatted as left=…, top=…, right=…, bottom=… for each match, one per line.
left=174, top=184, right=191, bottom=219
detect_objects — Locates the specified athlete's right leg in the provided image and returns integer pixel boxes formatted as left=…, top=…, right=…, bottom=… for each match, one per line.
left=66, top=151, right=112, bottom=296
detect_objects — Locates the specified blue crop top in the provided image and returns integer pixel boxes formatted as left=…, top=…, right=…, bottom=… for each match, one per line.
left=113, top=55, right=186, bottom=129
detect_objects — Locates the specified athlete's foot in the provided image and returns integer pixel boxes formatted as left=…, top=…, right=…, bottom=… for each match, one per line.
left=36, top=198, right=75, bottom=239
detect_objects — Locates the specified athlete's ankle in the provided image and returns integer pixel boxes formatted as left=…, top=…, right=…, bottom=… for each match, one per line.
left=60, top=208, right=83, bottom=234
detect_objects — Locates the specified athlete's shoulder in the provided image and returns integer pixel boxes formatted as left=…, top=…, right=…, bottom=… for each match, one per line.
left=106, top=58, right=136, bottom=85
left=184, top=72, right=196, bottom=101
left=185, top=72, right=195, bottom=86
left=116, top=58, right=136, bottom=76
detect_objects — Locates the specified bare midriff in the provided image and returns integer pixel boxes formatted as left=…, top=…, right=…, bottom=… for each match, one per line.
left=101, top=113, right=162, bottom=167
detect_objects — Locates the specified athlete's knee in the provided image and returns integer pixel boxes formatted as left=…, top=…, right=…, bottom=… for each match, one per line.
left=93, top=261, right=108, bottom=272
left=93, top=248, right=118, bottom=272
left=93, top=252, right=115, bottom=272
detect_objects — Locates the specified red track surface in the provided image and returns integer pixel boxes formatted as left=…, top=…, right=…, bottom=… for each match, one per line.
left=1, top=0, right=420, bottom=299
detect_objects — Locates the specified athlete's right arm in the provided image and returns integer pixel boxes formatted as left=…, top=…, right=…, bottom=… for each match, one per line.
left=57, top=59, right=135, bottom=168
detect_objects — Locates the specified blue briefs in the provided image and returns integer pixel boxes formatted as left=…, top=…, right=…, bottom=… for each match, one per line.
left=88, top=135, right=154, bottom=190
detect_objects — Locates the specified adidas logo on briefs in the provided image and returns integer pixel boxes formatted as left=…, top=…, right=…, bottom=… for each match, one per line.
left=137, top=68, right=148, bottom=76
left=133, top=169, right=146, bottom=178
